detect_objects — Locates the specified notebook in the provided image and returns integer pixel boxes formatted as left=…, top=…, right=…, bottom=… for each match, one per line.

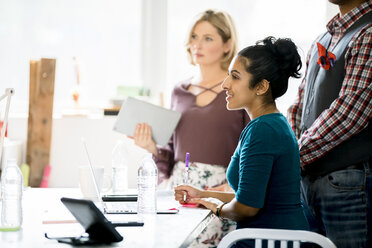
left=113, top=97, right=181, bottom=146
left=82, top=139, right=178, bottom=214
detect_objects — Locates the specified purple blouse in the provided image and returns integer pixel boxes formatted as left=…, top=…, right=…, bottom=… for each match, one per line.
left=154, top=80, right=250, bottom=181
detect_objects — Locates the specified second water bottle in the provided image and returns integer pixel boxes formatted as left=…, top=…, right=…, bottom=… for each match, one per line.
left=111, top=140, right=129, bottom=194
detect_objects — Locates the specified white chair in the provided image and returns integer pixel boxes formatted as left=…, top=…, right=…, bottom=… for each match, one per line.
left=217, top=228, right=337, bottom=248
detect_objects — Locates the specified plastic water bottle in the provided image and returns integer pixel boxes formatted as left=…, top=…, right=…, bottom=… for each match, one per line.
left=137, top=154, right=158, bottom=214
left=1, top=159, right=23, bottom=230
left=112, top=140, right=129, bottom=194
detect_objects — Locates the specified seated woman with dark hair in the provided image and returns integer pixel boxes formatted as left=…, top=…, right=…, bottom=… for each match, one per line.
left=175, top=36, right=309, bottom=248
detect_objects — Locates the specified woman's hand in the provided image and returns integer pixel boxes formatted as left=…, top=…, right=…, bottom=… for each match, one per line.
left=188, top=198, right=220, bottom=214
left=174, top=185, right=204, bottom=204
left=175, top=185, right=228, bottom=215
left=133, top=123, right=158, bottom=155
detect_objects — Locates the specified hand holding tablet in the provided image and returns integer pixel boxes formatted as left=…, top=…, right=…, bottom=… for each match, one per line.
left=113, top=97, right=181, bottom=146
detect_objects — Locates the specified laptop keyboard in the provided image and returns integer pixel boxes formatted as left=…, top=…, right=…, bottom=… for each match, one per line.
left=104, top=202, right=137, bottom=214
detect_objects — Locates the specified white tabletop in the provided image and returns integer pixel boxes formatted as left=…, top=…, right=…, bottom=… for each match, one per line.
left=0, top=188, right=213, bottom=248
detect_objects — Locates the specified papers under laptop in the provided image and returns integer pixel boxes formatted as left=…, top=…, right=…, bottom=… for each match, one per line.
left=82, top=139, right=178, bottom=215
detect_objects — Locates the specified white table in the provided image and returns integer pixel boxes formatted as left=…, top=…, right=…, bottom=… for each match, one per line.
left=0, top=188, right=213, bottom=248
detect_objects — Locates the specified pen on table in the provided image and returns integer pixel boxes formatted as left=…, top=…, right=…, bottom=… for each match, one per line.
left=183, top=152, right=190, bottom=202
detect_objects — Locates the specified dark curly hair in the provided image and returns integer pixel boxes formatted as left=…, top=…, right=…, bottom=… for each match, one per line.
left=238, top=36, right=302, bottom=100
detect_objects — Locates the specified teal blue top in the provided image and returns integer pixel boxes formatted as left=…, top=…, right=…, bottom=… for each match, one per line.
left=227, top=113, right=309, bottom=230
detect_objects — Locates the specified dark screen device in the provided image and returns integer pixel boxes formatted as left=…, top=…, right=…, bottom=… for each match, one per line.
left=102, top=194, right=138, bottom=202
left=56, top=197, right=124, bottom=245
left=110, top=220, right=144, bottom=226
left=104, top=207, right=179, bottom=214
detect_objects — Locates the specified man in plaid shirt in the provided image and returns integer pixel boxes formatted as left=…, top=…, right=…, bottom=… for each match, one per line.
left=287, top=0, right=371, bottom=247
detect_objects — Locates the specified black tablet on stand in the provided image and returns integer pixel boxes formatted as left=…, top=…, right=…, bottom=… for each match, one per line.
left=45, top=197, right=124, bottom=245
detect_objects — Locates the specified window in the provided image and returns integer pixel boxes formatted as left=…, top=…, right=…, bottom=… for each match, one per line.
left=0, top=0, right=339, bottom=114
left=0, top=0, right=142, bottom=113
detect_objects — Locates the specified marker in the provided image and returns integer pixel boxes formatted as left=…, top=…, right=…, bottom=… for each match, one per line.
left=184, top=152, right=189, bottom=184
left=183, top=152, right=190, bottom=202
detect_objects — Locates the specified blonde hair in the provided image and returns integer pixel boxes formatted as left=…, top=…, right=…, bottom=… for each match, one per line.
left=186, top=9, right=238, bottom=70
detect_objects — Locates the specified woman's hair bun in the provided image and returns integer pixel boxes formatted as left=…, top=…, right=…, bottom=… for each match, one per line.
left=260, top=36, right=302, bottom=79
left=238, top=36, right=302, bottom=100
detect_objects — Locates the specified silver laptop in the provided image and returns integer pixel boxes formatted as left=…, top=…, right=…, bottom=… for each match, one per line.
left=82, top=139, right=140, bottom=214
left=82, top=139, right=178, bottom=214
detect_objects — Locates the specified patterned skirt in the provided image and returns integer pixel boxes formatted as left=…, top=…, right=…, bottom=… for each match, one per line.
left=160, top=161, right=236, bottom=248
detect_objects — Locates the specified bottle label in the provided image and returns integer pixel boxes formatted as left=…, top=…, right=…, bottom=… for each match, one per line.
left=137, top=175, right=157, bottom=214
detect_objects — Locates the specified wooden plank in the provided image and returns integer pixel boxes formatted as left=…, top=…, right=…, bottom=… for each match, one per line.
left=26, top=60, right=38, bottom=180
left=26, top=58, right=56, bottom=187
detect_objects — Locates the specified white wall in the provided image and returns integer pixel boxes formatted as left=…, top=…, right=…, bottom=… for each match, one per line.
left=7, top=115, right=147, bottom=188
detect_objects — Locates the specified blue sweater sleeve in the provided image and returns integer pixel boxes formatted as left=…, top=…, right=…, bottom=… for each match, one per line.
left=236, top=122, right=275, bottom=208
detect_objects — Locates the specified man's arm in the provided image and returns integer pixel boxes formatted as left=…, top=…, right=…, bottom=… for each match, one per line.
left=287, top=79, right=306, bottom=139
left=299, top=27, right=372, bottom=166
left=287, top=42, right=316, bottom=139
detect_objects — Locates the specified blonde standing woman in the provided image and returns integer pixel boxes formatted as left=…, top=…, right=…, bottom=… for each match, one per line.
left=134, top=9, right=249, bottom=247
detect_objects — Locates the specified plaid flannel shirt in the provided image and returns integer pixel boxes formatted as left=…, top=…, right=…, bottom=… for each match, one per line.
left=287, top=0, right=372, bottom=166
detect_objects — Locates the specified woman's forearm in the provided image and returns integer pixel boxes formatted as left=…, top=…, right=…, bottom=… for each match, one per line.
left=201, top=190, right=235, bottom=203
left=220, top=198, right=260, bottom=222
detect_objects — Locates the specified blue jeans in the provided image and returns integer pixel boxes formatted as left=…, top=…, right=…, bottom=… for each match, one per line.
left=301, top=161, right=372, bottom=248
